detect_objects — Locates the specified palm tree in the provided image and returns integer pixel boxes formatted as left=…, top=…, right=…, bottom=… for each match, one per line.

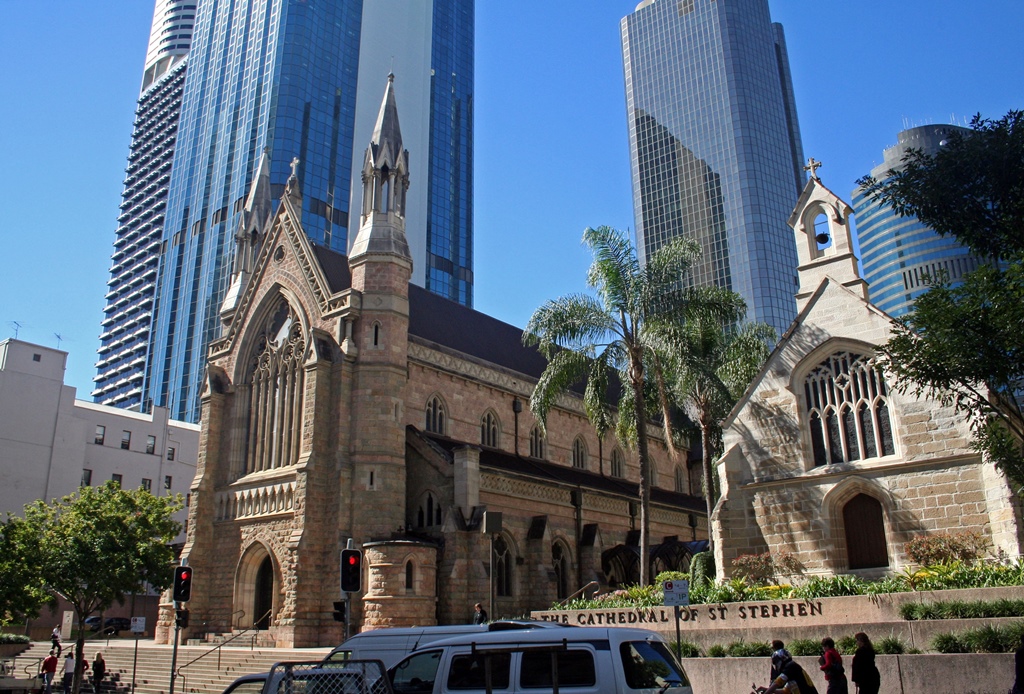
left=524, top=226, right=743, bottom=586
left=664, top=313, right=775, bottom=556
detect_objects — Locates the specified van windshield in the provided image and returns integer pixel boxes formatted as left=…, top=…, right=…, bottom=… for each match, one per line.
left=618, top=641, right=689, bottom=690
left=391, top=650, right=442, bottom=694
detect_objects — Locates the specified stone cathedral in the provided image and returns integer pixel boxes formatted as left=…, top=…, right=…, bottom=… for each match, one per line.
left=157, top=78, right=707, bottom=647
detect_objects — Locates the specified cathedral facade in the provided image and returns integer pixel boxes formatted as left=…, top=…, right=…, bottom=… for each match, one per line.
left=712, top=173, right=1024, bottom=578
left=159, top=78, right=706, bottom=647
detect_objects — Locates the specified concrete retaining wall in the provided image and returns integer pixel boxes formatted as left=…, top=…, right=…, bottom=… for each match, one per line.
left=682, top=654, right=1015, bottom=694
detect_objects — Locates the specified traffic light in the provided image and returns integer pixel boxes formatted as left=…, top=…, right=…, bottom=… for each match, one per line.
left=175, top=609, right=190, bottom=629
left=332, top=600, right=346, bottom=623
left=173, top=566, right=193, bottom=602
left=340, top=549, right=362, bottom=593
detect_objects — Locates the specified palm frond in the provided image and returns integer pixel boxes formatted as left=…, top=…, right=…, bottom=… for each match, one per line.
left=583, top=353, right=614, bottom=439
left=530, top=349, right=595, bottom=431
left=523, top=294, right=617, bottom=357
left=583, top=226, right=639, bottom=313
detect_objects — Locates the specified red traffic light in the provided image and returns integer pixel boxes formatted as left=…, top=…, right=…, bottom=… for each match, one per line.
left=340, top=549, right=362, bottom=593
left=173, top=565, right=194, bottom=602
left=347, top=555, right=358, bottom=566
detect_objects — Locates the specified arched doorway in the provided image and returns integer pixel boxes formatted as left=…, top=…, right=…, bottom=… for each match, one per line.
left=254, top=556, right=274, bottom=629
left=843, top=494, right=889, bottom=569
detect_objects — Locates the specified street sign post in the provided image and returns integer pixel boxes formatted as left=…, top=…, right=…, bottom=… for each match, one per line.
left=663, top=580, right=690, bottom=661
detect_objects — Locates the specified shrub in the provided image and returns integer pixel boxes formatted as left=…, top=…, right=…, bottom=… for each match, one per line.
left=725, top=640, right=773, bottom=658
left=876, top=635, right=908, bottom=654
left=900, top=598, right=1024, bottom=621
left=0, top=634, right=29, bottom=645
left=931, top=632, right=967, bottom=653
left=787, top=638, right=822, bottom=656
left=931, top=622, right=1024, bottom=653
left=707, top=644, right=727, bottom=658
left=905, top=530, right=987, bottom=566
left=690, top=552, right=715, bottom=589
left=654, top=571, right=688, bottom=586
left=790, top=574, right=865, bottom=599
left=670, top=640, right=701, bottom=658
left=731, top=552, right=776, bottom=585
left=836, top=635, right=858, bottom=655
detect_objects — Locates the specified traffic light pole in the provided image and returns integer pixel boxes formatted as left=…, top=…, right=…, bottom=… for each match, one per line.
left=169, top=600, right=180, bottom=694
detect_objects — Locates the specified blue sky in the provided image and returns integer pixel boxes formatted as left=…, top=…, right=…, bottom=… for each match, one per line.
left=1, top=1, right=1021, bottom=401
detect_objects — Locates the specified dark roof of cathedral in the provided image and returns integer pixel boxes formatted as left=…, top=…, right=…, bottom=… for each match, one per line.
left=309, top=242, right=560, bottom=384
left=419, top=429, right=704, bottom=514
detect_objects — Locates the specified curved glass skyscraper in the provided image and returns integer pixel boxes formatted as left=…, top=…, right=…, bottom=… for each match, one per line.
left=852, top=125, right=983, bottom=318
left=621, top=0, right=805, bottom=337
left=139, top=0, right=474, bottom=422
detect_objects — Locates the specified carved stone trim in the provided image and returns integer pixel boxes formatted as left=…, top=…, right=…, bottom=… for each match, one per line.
left=216, top=480, right=297, bottom=521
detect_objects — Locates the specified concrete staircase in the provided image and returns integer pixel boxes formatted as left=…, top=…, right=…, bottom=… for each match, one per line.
left=13, top=639, right=332, bottom=694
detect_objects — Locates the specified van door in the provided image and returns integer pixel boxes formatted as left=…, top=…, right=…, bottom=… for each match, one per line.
left=616, top=640, right=690, bottom=693
left=514, top=645, right=608, bottom=694
left=442, top=649, right=512, bottom=693
left=391, top=649, right=443, bottom=694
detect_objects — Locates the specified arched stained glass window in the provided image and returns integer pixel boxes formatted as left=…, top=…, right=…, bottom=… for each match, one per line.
left=494, top=535, right=512, bottom=597
left=529, top=427, right=545, bottom=459
left=572, top=438, right=587, bottom=469
left=480, top=411, right=498, bottom=448
left=610, top=449, right=624, bottom=478
left=425, top=396, right=446, bottom=435
left=803, top=351, right=895, bottom=466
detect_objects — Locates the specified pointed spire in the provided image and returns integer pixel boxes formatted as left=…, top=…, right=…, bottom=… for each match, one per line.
left=350, top=74, right=411, bottom=263
left=370, top=73, right=403, bottom=165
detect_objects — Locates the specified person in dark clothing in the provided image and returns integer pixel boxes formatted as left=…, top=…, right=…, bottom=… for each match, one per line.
left=758, top=657, right=819, bottom=694
left=818, top=637, right=848, bottom=694
left=92, top=653, right=106, bottom=694
left=850, top=632, right=880, bottom=694
left=472, top=603, right=488, bottom=625
left=770, top=640, right=793, bottom=680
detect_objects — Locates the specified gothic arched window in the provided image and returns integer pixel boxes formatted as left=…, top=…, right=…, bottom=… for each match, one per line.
left=245, top=299, right=305, bottom=474
left=481, top=411, right=498, bottom=448
left=552, top=541, right=570, bottom=601
left=425, top=396, right=447, bottom=435
left=674, top=465, right=686, bottom=493
left=804, top=351, right=895, bottom=467
left=572, top=437, right=587, bottom=469
left=417, top=492, right=442, bottom=528
left=494, top=535, right=513, bottom=597
left=529, top=427, right=545, bottom=459
left=610, top=449, right=624, bottom=478
left=405, top=561, right=415, bottom=591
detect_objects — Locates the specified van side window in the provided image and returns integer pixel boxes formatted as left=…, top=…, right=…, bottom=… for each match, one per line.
left=618, top=641, right=688, bottom=690
left=520, top=649, right=596, bottom=688
left=447, top=652, right=511, bottom=690
left=391, top=650, right=442, bottom=694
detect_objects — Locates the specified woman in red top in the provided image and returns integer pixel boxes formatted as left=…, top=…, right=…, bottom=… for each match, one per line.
left=818, top=637, right=848, bottom=694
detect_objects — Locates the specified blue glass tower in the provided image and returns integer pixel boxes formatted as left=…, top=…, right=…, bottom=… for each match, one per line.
left=852, top=125, right=986, bottom=318
left=94, top=0, right=194, bottom=409
left=148, top=0, right=364, bottom=421
left=621, top=0, right=805, bottom=337
left=424, top=0, right=474, bottom=306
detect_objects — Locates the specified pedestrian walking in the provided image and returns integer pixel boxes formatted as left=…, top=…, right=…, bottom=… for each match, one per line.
left=40, top=650, right=58, bottom=694
left=50, top=626, right=62, bottom=657
left=818, top=637, right=848, bottom=694
left=851, top=632, right=881, bottom=694
left=472, top=603, right=488, bottom=624
left=61, top=651, right=74, bottom=694
left=92, top=653, right=106, bottom=694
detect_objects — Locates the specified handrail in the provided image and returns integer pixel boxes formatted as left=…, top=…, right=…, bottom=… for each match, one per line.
left=230, top=609, right=245, bottom=630
left=176, top=608, right=273, bottom=691
left=556, top=581, right=600, bottom=607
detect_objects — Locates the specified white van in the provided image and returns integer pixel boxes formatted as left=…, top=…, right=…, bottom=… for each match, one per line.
left=387, top=626, right=692, bottom=694
left=325, top=620, right=569, bottom=668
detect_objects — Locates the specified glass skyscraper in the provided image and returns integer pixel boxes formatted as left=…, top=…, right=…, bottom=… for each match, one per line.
left=621, top=0, right=805, bottom=336
left=93, top=1, right=194, bottom=409
left=852, top=124, right=985, bottom=318
left=144, top=0, right=474, bottom=422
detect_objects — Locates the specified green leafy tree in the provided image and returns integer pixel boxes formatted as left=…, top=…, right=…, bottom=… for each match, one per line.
left=858, top=111, right=1024, bottom=490
left=524, top=225, right=742, bottom=585
left=665, top=314, right=775, bottom=553
left=0, top=515, right=51, bottom=625
left=12, top=483, right=182, bottom=694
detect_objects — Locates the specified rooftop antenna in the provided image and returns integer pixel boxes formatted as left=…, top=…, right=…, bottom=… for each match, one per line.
left=54, top=333, right=64, bottom=349
left=8, top=321, right=22, bottom=339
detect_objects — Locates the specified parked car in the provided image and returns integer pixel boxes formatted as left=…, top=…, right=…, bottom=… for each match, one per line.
left=221, top=660, right=393, bottom=694
left=86, top=617, right=132, bottom=633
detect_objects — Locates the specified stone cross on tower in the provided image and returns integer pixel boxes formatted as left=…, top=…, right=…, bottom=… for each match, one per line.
left=289, top=157, right=300, bottom=179
left=804, top=157, right=822, bottom=180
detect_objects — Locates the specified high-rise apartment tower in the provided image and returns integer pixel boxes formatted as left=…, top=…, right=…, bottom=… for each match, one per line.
left=621, top=0, right=805, bottom=336
left=852, top=124, right=985, bottom=318
left=93, top=1, right=194, bottom=409
left=131, top=0, right=472, bottom=422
